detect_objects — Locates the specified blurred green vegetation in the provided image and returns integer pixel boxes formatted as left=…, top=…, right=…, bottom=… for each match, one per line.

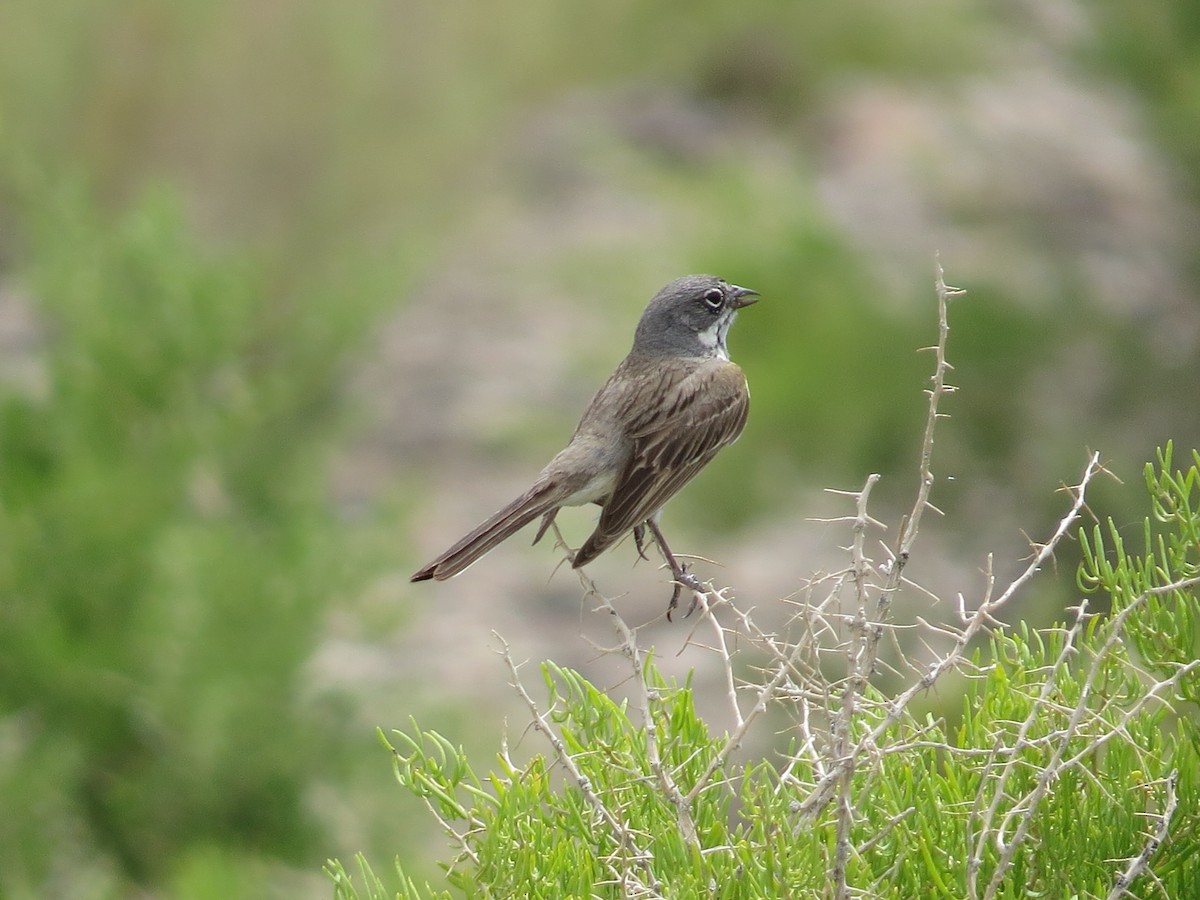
left=1087, top=1, right=1200, bottom=187
left=0, top=184, right=383, bottom=895
left=0, top=0, right=1198, bottom=897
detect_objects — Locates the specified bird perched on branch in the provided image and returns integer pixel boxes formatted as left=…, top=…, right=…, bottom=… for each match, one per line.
left=410, top=274, right=758, bottom=616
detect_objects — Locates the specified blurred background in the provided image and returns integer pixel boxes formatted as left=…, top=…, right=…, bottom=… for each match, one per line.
left=1, top=1, right=1198, bottom=896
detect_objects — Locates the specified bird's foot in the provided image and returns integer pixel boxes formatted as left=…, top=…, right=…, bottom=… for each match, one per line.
left=667, top=563, right=706, bottom=621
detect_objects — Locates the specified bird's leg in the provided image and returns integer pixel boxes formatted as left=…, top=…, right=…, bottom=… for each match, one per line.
left=644, top=518, right=705, bottom=620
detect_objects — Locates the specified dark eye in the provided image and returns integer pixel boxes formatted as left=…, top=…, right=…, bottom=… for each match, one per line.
left=702, top=287, right=724, bottom=312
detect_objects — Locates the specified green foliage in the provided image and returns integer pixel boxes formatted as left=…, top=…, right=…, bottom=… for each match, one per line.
left=334, top=450, right=1200, bottom=898
left=0, top=183, right=382, bottom=895
left=1079, top=443, right=1200, bottom=704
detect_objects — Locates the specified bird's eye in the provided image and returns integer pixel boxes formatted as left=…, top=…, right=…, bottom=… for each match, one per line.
left=702, top=288, right=724, bottom=312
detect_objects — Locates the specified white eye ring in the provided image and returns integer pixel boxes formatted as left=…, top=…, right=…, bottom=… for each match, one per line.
left=702, top=288, right=724, bottom=311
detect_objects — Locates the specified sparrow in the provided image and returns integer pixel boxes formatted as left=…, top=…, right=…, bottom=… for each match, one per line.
left=410, top=274, right=757, bottom=616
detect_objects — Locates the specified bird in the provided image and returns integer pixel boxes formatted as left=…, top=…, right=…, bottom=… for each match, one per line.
left=410, top=274, right=758, bottom=616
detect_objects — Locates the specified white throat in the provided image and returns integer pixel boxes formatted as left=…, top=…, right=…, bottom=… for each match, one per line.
left=696, top=314, right=733, bottom=360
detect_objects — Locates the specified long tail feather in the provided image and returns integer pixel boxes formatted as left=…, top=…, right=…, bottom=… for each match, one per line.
left=410, top=481, right=566, bottom=582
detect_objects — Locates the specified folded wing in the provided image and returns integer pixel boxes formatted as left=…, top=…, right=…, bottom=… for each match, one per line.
left=572, top=360, right=749, bottom=568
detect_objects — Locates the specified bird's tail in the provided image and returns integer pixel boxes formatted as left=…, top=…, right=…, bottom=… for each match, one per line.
left=410, top=480, right=567, bottom=582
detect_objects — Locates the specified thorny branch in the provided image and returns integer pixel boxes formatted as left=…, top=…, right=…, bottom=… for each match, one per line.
left=1107, top=772, right=1179, bottom=900
left=489, top=260, right=1185, bottom=898
left=578, top=568, right=700, bottom=849
left=799, top=258, right=967, bottom=843
left=496, top=634, right=663, bottom=900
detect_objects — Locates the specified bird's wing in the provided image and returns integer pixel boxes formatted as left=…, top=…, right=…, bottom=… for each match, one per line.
left=573, top=360, right=749, bottom=567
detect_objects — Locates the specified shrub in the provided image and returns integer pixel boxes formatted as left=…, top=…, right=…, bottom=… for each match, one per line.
left=330, top=270, right=1199, bottom=899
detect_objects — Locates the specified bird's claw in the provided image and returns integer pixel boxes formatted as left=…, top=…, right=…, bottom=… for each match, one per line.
left=666, top=563, right=704, bottom=621
left=667, top=580, right=684, bottom=619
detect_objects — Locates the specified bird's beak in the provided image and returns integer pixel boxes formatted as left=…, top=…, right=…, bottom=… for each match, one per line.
left=729, top=285, right=759, bottom=309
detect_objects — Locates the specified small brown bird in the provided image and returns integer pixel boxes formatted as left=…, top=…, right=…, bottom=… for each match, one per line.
left=410, top=274, right=757, bottom=614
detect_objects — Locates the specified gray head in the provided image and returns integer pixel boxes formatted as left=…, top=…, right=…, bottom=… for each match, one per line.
left=631, top=275, right=759, bottom=359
